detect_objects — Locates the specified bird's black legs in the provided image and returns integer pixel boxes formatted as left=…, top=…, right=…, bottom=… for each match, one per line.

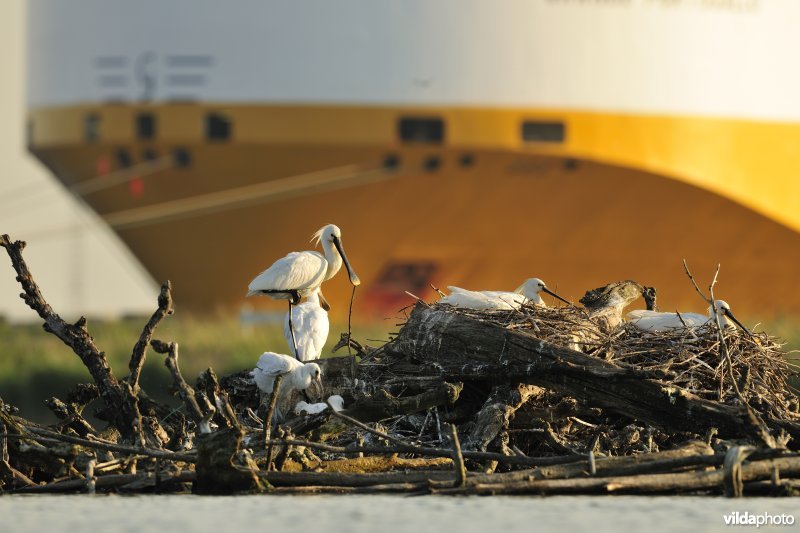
left=288, top=301, right=299, bottom=360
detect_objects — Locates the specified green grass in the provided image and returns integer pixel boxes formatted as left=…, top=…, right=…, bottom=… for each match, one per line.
left=0, top=314, right=392, bottom=422
left=2, top=312, right=798, bottom=423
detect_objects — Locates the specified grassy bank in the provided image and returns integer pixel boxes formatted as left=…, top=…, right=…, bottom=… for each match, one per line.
left=0, top=314, right=392, bottom=422
left=1, top=312, right=797, bottom=424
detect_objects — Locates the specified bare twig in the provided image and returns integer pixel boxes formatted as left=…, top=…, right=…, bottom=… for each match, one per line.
left=448, top=424, right=467, bottom=487
left=263, top=375, right=283, bottom=464
left=128, top=281, right=173, bottom=392
left=152, top=340, right=211, bottom=434
left=0, top=234, right=145, bottom=445
left=5, top=428, right=196, bottom=462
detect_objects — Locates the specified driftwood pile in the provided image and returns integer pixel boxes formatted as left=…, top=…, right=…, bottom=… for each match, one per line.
left=1, top=233, right=800, bottom=497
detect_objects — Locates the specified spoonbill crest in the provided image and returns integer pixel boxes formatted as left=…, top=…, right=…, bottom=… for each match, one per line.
left=247, top=224, right=359, bottom=358
left=627, top=299, right=750, bottom=334
left=284, top=286, right=329, bottom=362
left=439, top=278, right=570, bottom=310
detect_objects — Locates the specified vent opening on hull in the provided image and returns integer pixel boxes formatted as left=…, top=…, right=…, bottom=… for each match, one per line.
left=136, top=113, right=156, bottom=140
left=85, top=114, right=101, bottom=142
left=424, top=155, right=441, bottom=172
left=383, top=154, right=400, bottom=170
left=206, top=112, right=232, bottom=141
left=173, top=148, right=191, bottom=168
left=115, top=148, right=132, bottom=169
left=521, top=120, right=566, bottom=143
left=398, top=117, right=444, bottom=144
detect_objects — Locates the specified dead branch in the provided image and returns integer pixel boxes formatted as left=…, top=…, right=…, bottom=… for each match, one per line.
left=128, top=281, right=173, bottom=392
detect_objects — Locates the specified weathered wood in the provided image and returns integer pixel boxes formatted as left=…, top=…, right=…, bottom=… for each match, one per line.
left=153, top=340, right=210, bottom=434
left=304, top=382, right=464, bottom=441
left=1, top=235, right=147, bottom=445
left=20, top=426, right=196, bottom=462
left=263, top=437, right=583, bottom=468
left=467, top=384, right=542, bottom=451
left=387, top=303, right=780, bottom=441
left=128, top=281, right=173, bottom=392
left=193, top=427, right=265, bottom=494
left=451, top=455, right=800, bottom=495
left=261, top=469, right=457, bottom=487
left=448, top=424, right=467, bottom=487
left=454, top=440, right=715, bottom=487
left=45, top=397, right=95, bottom=437
left=341, top=381, right=463, bottom=423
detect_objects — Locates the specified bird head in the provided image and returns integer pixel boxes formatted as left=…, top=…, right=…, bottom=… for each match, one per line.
left=293, top=401, right=311, bottom=415
left=710, top=299, right=751, bottom=335
left=303, top=362, right=324, bottom=398
left=311, top=224, right=360, bottom=286
left=327, top=394, right=345, bottom=412
left=516, top=278, right=571, bottom=306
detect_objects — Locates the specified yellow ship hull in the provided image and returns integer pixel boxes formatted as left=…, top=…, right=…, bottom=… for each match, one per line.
left=28, top=104, right=800, bottom=322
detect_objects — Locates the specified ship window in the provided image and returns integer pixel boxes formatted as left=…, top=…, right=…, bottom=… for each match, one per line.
left=459, top=153, right=475, bottom=168
left=424, top=155, right=441, bottom=172
left=206, top=113, right=231, bottom=141
left=137, top=113, right=156, bottom=140
left=398, top=117, right=444, bottom=144
left=85, top=114, right=101, bottom=142
left=173, top=148, right=191, bottom=168
left=521, top=121, right=565, bottom=143
left=115, top=148, right=132, bottom=168
left=383, top=154, right=400, bottom=170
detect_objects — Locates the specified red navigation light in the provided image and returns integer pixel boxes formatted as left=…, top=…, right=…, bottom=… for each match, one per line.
left=95, top=155, right=111, bottom=176
left=129, top=177, right=144, bottom=198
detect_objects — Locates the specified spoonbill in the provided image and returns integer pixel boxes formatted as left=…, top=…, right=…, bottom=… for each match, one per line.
left=284, top=286, right=329, bottom=362
left=294, top=395, right=345, bottom=416
left=626, top=299, right=750, bottom=334
left=251, top=352, right=323, bottom=420
left=439, top=278, right=570, bottom=310
left=247, top=224, right=360, bottom=358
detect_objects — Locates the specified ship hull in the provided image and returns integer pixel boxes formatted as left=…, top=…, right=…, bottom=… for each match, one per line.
left=29, top=104, right=800, bottom=321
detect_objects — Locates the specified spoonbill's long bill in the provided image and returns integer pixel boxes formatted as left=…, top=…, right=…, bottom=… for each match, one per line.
left=247, top=223, right=359, bottom=357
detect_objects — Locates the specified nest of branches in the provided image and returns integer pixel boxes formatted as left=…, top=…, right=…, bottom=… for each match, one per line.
left=409, top=301, right=798, bottom=458
left=447, top=302, right=799, bottom=419
left=3, top=232, right=800, bottom=496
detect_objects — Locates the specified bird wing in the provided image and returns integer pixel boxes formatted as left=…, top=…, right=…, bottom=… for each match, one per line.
left=626, top=310, right=707, bottom=332
left=248, top=251, right=327, bottom=293
left=440, top=288, right=518, bottom=310
left=255, top=352, right=301, bottom=376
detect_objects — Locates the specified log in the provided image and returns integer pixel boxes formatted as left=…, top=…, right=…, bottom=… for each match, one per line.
left=261, top=470, right=458, bottom=487
left=193, top=427, right=265, bottom=494
left=454, top=455, right=800, bottom=495
left=467, top=385, right=542, bottom=451
left=387, top=304, right=779, bottom=440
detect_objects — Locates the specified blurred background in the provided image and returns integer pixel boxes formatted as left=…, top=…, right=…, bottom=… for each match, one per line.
left=3, top=0, right=800, bottom=420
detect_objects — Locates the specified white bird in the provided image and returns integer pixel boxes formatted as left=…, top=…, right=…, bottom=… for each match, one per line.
left=439, top=278, right=570, bottom=310
left=251, top=352, right=323, bottom=419
left=247, top=224, right=360, bottom=358
left=284, top=286, right=329, bottom=362
left=293, top=395, right=345, bottom=416
left=626, top=299, right=750, bottom=334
